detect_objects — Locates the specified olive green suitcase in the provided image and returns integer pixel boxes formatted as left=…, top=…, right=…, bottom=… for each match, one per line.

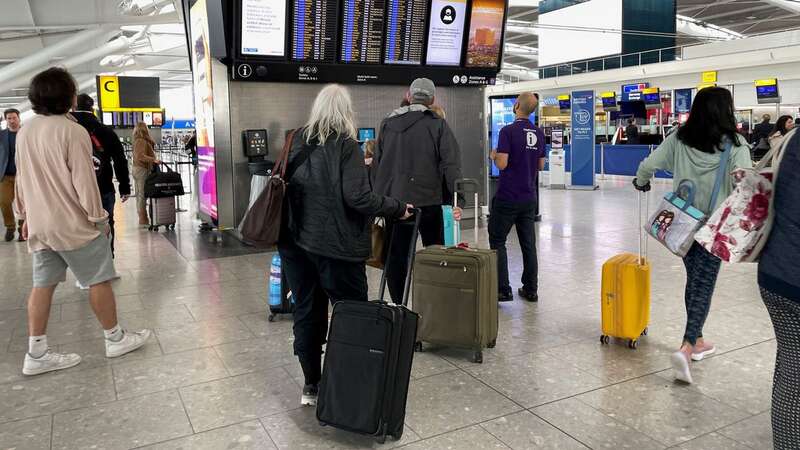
left=411, top=179, right=498, bottom=363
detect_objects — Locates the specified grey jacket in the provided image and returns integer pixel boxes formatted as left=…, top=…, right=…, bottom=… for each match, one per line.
left=0, top=129, right=9, bottom=182
left=372, top=105, right=462, bottom=207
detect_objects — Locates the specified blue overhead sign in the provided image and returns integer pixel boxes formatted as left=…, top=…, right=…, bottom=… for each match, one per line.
left=162, top=119, right=196, bottom=129
left=570, top=90, right=596, bottom=189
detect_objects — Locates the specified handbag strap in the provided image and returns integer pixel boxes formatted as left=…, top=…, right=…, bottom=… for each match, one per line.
left=272, top=129, right=297, bottom=179
left=709, top=140, right=733, bottom=211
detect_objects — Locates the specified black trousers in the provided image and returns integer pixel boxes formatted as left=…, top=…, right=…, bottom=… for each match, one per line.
left=488, top=197, right=538, bottom=295
left=385, top=205, right=443, bottom=303
left=101, top=192, right=116, bottom=258
left=278, top=240, right=368, bottom=385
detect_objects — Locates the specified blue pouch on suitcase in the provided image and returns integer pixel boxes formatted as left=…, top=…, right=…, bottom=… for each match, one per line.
left=442, top=205, right=460, bottom=246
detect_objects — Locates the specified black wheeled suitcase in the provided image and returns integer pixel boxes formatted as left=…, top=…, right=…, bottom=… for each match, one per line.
left=316, top=210, right=421, bottom=443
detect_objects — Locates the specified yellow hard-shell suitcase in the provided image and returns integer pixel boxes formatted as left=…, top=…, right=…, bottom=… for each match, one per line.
left=600, top=192, right=650, bottom=349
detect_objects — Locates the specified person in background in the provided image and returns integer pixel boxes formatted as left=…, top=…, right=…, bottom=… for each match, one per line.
left=185, top=131, right=198, bottom=170
left=753, top=113, right=773, bottom=145
left=488, top=92, right=546, bottom=303
left=278, top=84, right=411, bottom=407
left=667, top=120, right=680, bottom=137
left=625, top=118, right=640, bottom=145
left=373, top=78, right=462, bottom=303
left=1, top=108, right=24, bottom=242
left=757, top=129, right=800, bottom=450
left=794, top=117, right=800, bottom=127
left=633, top=87, right=752, bottom=385
left=131, top=122, right=160, bottom=226
left=429, top=104, right=446, bottom=119
left=13, top=67, right=151, bottom=376
left=72, top=94, right=130, bottom=258
left=768, top=115, right=795, bottom=153
left=363, top=139, right=375, bottom=167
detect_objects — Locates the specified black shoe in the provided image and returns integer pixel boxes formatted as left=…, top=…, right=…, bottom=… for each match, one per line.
left=498, top=290, right=513, bottom=302
left=17, top=228, right=25, bottom=242
left=518, top=288, right=538, bottom=302
left=4, top=228, right=13, bottom=242
left=301, top=384, right=318, bottom=406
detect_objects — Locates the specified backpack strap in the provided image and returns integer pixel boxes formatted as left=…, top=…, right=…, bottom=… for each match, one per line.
left=709, top=140, right=733, bottom=211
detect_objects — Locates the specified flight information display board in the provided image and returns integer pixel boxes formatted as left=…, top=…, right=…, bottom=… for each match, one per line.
left=292, top=0, right=339, bottom=62
left=340, top=0, right=385, bottom=63
left=384, top=0, right=428, bottom=65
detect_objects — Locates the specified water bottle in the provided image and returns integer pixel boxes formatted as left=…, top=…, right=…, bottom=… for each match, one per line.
left=269, top=254, right=282, bottom=308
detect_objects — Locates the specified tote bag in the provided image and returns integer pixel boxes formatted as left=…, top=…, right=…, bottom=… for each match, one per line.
left=644, top=142, right=731, bottom=257
left=695, top=128, right=793, bottom=262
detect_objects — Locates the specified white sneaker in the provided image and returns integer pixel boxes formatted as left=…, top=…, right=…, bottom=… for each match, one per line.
left=23, top=350, right=82, bottom=376
left=105, top=329, right=152, bottom=358
left=75, top=280, right=89, bottom=290
left=671, top=351, right=693, bottom=384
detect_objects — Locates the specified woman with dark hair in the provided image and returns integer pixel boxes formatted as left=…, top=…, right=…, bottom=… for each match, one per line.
left=768, top=115, right=795, bottom=154
left=633, top=87, right=753, bottom=384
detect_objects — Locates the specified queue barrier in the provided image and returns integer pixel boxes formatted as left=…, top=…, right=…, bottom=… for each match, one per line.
left=544, top=144, right=672, bottom=179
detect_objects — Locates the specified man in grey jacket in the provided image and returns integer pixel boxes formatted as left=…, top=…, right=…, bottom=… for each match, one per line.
left=1, top=108, right=23, bottom=242
left=372, top=78, right=462, bottom=303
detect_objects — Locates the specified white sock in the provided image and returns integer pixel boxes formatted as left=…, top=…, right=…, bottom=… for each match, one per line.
left=104, top=324, right=123, bottom=342
left=28, top=335, right=48, bottom=358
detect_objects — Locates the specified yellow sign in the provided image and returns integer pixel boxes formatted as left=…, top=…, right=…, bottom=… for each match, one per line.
left=98, top=76, right=120, bottom=110
left=557, top=94, right=570, bottom=100
left=754, top=78, right=777, bottom=87
left=702, top=71, right=717, bottom=83
left=641, top=87, right=659, bottom=94
left=697, top=82, right=717, bottom=91
left=600, top=92, right=616, bottom=98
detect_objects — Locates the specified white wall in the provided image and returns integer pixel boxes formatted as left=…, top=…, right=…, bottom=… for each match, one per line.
left=160, top=85, right=195, bottom=120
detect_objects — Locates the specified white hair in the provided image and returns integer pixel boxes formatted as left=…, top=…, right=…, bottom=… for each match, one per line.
left=304, top=84, right=357, bottom=145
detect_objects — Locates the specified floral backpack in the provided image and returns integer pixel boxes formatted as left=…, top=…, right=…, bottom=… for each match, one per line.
left=695, top=128, right=793, bottom=263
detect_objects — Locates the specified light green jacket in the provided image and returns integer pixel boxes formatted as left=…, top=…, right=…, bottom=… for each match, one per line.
left=636, top=133, right=753, bottom=215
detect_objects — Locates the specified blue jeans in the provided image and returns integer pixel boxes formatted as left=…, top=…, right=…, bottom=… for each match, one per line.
left=488, top=197, right=538, bottom=295
left=682, top=242, right=721, bottom=345
left=101, top=192, right=116, bottom=258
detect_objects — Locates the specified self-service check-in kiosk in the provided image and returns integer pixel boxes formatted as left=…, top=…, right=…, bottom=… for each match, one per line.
left=549, top=129, right=566, bottom=190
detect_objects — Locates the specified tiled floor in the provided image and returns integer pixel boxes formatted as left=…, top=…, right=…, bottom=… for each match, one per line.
left=0, top=180, right=776, bottom=450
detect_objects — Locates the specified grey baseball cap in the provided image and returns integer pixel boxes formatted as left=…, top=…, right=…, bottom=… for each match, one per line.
left=409, top=78, right=435, bottom=103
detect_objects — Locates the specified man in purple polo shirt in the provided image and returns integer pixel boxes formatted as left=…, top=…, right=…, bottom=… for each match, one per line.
left=489, top=92, right=546, bottom=302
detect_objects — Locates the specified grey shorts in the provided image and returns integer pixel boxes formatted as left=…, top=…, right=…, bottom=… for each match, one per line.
left=32, top=235, right=116, bottom=288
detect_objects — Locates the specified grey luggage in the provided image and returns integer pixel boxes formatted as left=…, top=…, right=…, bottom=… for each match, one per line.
left=412, top=179, right=498, bottom=363
left=148, top=196, right=176, bottom=231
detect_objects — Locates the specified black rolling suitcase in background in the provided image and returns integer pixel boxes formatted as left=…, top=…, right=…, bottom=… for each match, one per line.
left=316, top=210, right=421, bottom=443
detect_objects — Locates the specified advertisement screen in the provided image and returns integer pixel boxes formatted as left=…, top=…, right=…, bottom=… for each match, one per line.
left=489, top=97, right=536, bottom=177
left=465, top=0, right=505, bottom=68
left=241, top=0, right=286, bottom=56
left=384, top=0, right=427, bottom=65
left=538, top=0, right=622, bottom=67
left=191, top=0, right=219, bottom=221
left=425, top=0, right=467, bottom=66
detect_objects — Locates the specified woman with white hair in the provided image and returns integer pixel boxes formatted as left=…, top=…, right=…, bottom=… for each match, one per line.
left=278, top=84, right=412, bottom=407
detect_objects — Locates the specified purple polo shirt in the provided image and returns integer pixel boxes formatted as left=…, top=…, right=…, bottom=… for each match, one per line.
left=495, top=119, right=546, bottom=202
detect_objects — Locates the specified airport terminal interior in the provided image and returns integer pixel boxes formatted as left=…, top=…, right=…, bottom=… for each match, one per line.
left=1, top=0, right=799, bottom=449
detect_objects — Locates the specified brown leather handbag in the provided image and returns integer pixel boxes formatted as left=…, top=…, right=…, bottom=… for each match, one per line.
left=241, top=130, right=297, bottom=248
left=366, top=218, right=386, bottom=269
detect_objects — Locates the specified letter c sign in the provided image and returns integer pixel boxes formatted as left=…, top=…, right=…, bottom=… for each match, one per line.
left=98, top=76, right=120, bottom=109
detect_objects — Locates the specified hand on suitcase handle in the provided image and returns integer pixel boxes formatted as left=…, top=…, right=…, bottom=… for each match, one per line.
left=400, top=204, right=415, bottom=220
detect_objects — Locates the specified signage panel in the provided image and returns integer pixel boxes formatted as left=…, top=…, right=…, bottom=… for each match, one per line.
left=425, top=0, right=467, bottom=66
left=465, top=0, right=506, bottom=68
left=570, top=90, right=596, bottom=189
left=240, top=0, right=286, bottom=56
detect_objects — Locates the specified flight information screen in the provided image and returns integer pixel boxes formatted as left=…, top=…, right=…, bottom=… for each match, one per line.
left=340, top=0, right=386, bottom=63
left=292, top=0, right=339, bottom=62
left=384, top=0, right=427, bottom=65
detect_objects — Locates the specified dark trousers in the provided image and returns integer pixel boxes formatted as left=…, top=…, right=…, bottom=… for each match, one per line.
left=681, top=242, right=722, bottom=345
left=385, top=205, right=443, bottom=303
left=279, top=241, right=368, bottom=386
left=101, top=192, right=116, bottom=258
left=488, top=197, right=538, bottom=295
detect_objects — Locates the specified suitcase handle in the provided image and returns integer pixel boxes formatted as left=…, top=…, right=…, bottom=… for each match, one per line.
left=453, top=178, right=481, bottom=247
left=638, top=191, right=649, bottom=265
left=377, top=208, right=422, bottom=307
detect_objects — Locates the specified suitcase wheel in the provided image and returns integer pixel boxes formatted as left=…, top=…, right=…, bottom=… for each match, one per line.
left=268, top=313, right=276, bottom=322
left=414, top=342, right=423, bottom=352
left=391, top=426, right=404, bottom=441
left=487, top=339, right=497, bottom=349
left=318, top=421, right=327, bottom=427
left=473, top=351, right=483, bottom=364
left=641, top=327, right=648, bottom=336
left=628, top=339, right=639, bottom=350
left=600, top=335, right=610, bottom=345
left=376, top=423, right=388, bottom=444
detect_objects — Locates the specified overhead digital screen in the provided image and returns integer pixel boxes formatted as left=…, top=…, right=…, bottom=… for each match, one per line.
left=426, top=0, right=467, bottom=66
left=384, top=0, right=427, bottom=65
left=538, top=0, right=622, bottom=67
left=465, top=0, right=505, bottom=68
left=340, top=0, right=386, bottom=63
left=292, top=0, right=339, bottom=62
left=240, top=0, right=286, bottom=56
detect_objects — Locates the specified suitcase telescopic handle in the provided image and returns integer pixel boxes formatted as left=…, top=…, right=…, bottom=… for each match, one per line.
left=377, top=207, right=422, bottom=307
left=454, top=178, right=481, bottom=247
left=637, top=191, right=649, bottom=265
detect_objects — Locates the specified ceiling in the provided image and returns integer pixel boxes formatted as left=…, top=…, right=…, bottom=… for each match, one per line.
left=501, top=0, right=800, bottom=81
left=2, top=0, right=800, bottom=114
